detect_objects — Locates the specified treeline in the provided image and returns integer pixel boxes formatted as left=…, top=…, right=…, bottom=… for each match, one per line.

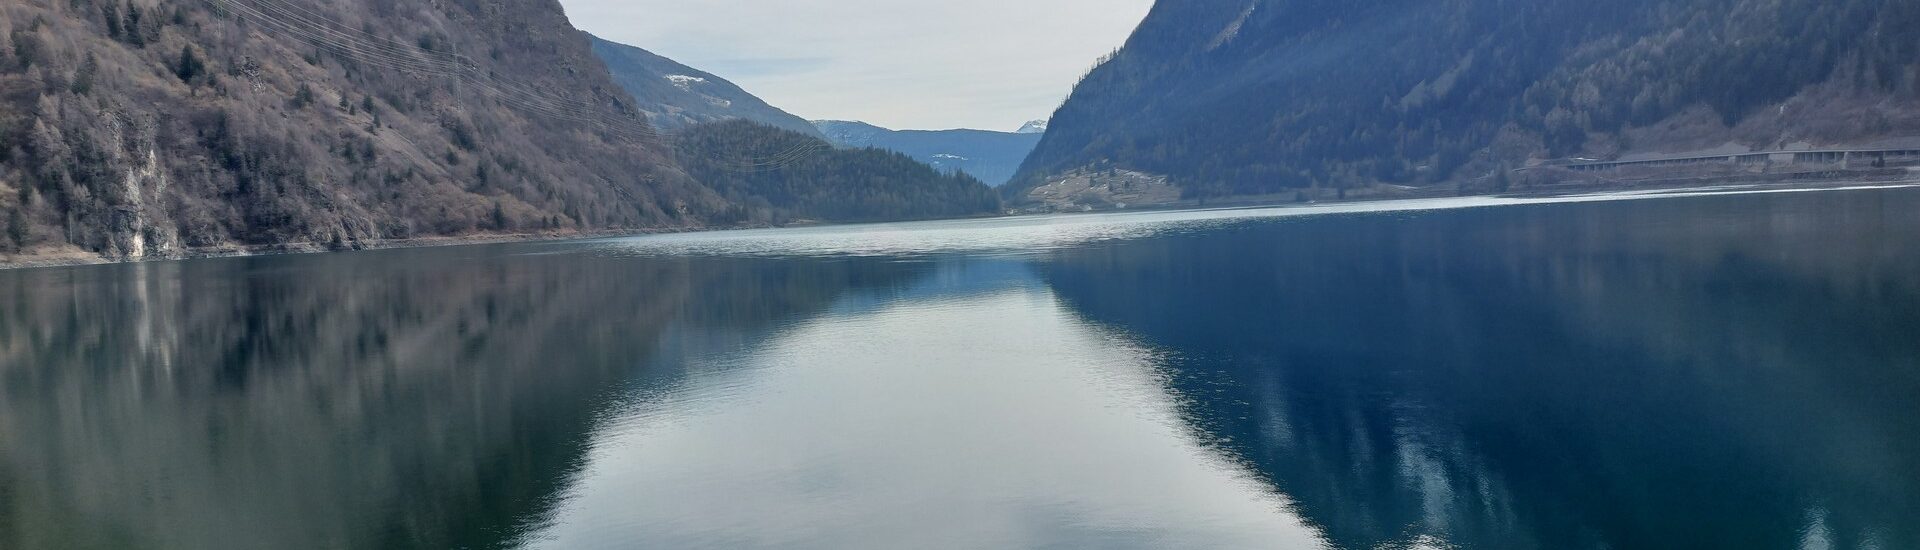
left=1014, top=0, right=1920, bottom=199
left=674, top=120, right=1002, bottom=224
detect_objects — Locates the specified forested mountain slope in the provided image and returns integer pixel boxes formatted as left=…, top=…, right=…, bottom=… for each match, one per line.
left=676, top=120, right=1002, bottom=224
left=0, top=0, right=718, bottom=262
left=812, top=120, right=1043, bottom=186
left=589, top=34, right=824, bottom=138
left=1013, top=0, right=1920, bottom=200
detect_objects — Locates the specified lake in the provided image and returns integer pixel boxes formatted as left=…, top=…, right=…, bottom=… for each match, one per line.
left=2, top=186, right=1917, bottom=549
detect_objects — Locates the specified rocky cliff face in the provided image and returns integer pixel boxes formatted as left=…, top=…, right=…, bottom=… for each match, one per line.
left=0, top=0, right=722, bottom=263
left=1013, top=0, right=1920, bottom=201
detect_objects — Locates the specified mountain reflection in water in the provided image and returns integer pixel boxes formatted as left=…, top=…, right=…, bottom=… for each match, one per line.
left=1038, top=188, right=1920, bottom=549
left=0, top=187, right=1916, bottom=549
left=0, top=248, right=930, bottom=549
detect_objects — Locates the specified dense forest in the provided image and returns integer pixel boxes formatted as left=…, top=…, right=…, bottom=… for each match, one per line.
left=0, top=0, right=724, bottom=261
left=1013, top=0, right=1920, bottom=200
left=675, top=120, right=1002, bottom=224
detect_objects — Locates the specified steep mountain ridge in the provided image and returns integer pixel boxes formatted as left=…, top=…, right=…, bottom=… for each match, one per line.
left=588, top=34, right=824, bottom=138
left=811, top=120, right=1043, bottom=187
left=1014, top=0, right=1920, bottom=201
left=0, top=0, right=720, bottom=263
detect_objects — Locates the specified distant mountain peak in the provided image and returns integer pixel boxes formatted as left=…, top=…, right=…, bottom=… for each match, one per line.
left=589, top=34, right=823, bottom=138
left=1016, top=120, right=1049, bottom=134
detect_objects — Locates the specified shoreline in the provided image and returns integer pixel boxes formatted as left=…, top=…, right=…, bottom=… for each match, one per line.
left=0, top=227, right=709, bottom=272
left=5, top=176, right=1916, bottom=271
left=1024, top=167, right=1920, bottom=215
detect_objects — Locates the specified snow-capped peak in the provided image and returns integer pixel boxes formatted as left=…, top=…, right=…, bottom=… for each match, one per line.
left=1016, top=119, right=1049, bottom=134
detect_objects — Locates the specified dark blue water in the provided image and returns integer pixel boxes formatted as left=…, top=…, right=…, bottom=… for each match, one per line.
left=2, top=187, right=1917, bottom=549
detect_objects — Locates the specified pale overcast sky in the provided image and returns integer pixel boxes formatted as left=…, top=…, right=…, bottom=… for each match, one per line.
left=557, top=0, right=1155, bottom=131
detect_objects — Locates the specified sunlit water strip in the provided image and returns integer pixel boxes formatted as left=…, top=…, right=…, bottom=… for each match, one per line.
left=576, top=183, right=1920, bottom=259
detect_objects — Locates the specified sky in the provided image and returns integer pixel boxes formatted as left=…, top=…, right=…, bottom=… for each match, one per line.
left=557, top=0, right=1155, bottom=132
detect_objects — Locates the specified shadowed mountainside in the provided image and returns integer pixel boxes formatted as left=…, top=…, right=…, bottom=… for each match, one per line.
left=1014, top=0, right=1920, bottom=201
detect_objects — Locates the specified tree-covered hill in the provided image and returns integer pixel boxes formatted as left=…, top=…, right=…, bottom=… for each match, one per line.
left=1012, top=0, right=1920, bottom=200
left=674, top=120, right=1002, bottom=224
left=0, top=0, right=720, bottom=262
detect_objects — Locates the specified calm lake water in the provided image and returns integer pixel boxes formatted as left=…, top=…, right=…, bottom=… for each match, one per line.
left=3, top=186, right=1918, bottom=549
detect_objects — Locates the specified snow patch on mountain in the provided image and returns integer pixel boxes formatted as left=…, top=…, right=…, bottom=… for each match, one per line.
left=664, top=74, right=707, bottom=91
